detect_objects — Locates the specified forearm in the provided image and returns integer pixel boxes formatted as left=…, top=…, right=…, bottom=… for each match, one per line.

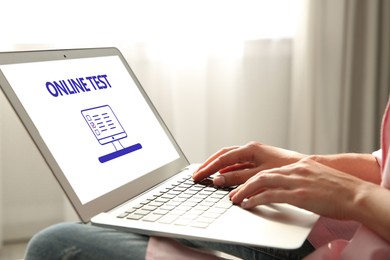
left=311, top=153, right=389, bottom=241
left=351, top=182, right=390, bottom=243
left=308, top=153, right=381, bottom=184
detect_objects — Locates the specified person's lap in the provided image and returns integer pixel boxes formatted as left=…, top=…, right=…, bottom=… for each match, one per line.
left=25, top=222, right=148, bottom=260
left=24, top=222, right=314, bottom=260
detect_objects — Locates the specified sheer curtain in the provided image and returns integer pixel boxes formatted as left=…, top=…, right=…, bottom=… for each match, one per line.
left=121, top=40, right=293, bottom=163
left=289, top=0, right=390, bottom=155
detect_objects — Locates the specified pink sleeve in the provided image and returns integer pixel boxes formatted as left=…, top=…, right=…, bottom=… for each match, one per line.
left=304, top=225, right=390, bottom=260
left=373, top=149, right=382, bottom=168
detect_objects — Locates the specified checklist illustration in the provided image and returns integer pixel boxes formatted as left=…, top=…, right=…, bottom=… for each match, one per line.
left=81, top=105, right=142, bottom=163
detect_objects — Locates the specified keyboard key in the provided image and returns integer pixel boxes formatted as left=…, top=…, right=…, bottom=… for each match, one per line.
left=125, top=208, right=137, bottom=214
left=193, top=194, right=208, bottom=200
left=178, top=193, right=192, bottom=199
left=181, top=201, right=198, bottom=207
left=204, top=197, right=220, bottom=203
left=204, top=187, right=217, bottom=192
left=161, top=194, right=176, bottom=199
left=154, top=197, right=170, bottom=203
left=140, top=199, right=152, bottom=205
left=210, top=193, right=225, bottom=199
left=191, top=221, right=210, bottom=228
left=174, top=218, right=192, bottom=226
left=127, top=214, right=143, bottom=220
left=171, top=197, right=187, bottom=203
left=192, top=205, right=210, bottom=211
left=201, top=212, right=221, bottom=219
left=198, top=201, right=215, bottom=207
left=183, top=190, right=198, bottom=195
left=175, top=205, right=193, bottom=211
left=141, top=205, right=158, bottom=211
left=197, top=178, right=214, bottom=186
left=132, top=203, right=144, bottom=209
left=160, top=205, right=176, bottom=211
left=153, top=209, right=170, bottom=215
left=187, top=197, right=203, bottom=203
left=167, top=190, right=181, bottom=195
left=196, top=216, right=215, bottom=223
left=198, top=190, right=213, bottom=196
left=179, top=183, right=193, bottom=188
left=207, top=207, right=227, bottom=214
left=142, top=214, right=162, bottom=222
left=117, top=212, right=129, bottom=218
left=173, top=187, right=187, bottom=192
left=215, top=190, right=230, bottom=195
left=189, top=186, right=203, bottom=191
left=215, top=200, right=232, bottom=209
left=159, top=187, right=171, bottom=193
left=170, top=209, right=187, bottom=216
left=166, top=200, right=182, bottom=207
left=149, top=201, right=164, bottom=207
left=188, top=209, right=205, bottom=216
left=182, top=213, right=199, bottom=220
left=134, top=209, right=151, bottom=216
left=159, top=215, right=178, bottom=224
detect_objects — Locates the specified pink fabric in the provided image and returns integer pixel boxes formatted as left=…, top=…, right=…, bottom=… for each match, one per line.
left=381, top=99, right=390, bottom=174
left=381, top=99, right=390, bottom=189
left=307, top=218, right=359, bottom=248
left=304, top=225, right=390, bottom=260
left=373, top=149, right=383, bottom=168
left=304, top=97, right=390, bottom=259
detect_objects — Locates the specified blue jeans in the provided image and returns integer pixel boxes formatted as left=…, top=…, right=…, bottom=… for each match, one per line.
left=25, top=222, right=314, bottom=260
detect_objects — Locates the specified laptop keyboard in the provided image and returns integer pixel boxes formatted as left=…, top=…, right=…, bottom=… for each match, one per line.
left=117, top=174, right=234, bottom=228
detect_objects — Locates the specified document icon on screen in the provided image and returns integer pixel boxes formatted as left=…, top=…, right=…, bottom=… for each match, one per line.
left=81, top=105, right=142, bottom=163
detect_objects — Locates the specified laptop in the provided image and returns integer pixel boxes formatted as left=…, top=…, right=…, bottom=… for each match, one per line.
left=0, top=47, right=318, bottom=249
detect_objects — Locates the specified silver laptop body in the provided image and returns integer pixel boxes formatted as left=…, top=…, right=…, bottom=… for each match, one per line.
left=0, top=47, right=318, bottom=249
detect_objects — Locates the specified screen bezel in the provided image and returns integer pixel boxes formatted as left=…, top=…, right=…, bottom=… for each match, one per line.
left=0, top=47, right=190, bottom=222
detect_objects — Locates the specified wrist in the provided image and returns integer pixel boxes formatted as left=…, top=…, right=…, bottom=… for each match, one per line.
left=348, top=181, right=373, bottom=220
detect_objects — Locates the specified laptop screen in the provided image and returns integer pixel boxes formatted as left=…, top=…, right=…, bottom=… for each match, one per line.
left=0, top=55, right=180, bottom=205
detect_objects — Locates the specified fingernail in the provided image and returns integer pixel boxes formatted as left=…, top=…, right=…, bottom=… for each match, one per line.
left=213, top=175, right=225, bottom=186
left=241, top=201, right=247, bottom=208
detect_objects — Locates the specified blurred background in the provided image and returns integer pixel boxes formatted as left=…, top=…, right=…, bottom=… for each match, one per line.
left=0, top=0, right=389, bottom=256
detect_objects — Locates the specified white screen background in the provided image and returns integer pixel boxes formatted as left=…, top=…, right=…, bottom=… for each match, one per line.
left=1, top=56, right=179, bottom=204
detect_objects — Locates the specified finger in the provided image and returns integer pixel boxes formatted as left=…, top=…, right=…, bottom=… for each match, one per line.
left=194, top=143, right=267, bottom=181
left=228, top=187, right=239, bottom=198
left=194, top=144, right=259, bottom=182
left=218, top=162, right=255, bottom=173
left=230, top=172, right=292, bottom=205
left=228, top=183, right=266, bottom=200
left=193, top=146, right=239, bottom=181
left=240, top=189, right=296, bottom=209
left=213, top=167, right=259, bottom=187
left=196, top=146, right=239, bottom=172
